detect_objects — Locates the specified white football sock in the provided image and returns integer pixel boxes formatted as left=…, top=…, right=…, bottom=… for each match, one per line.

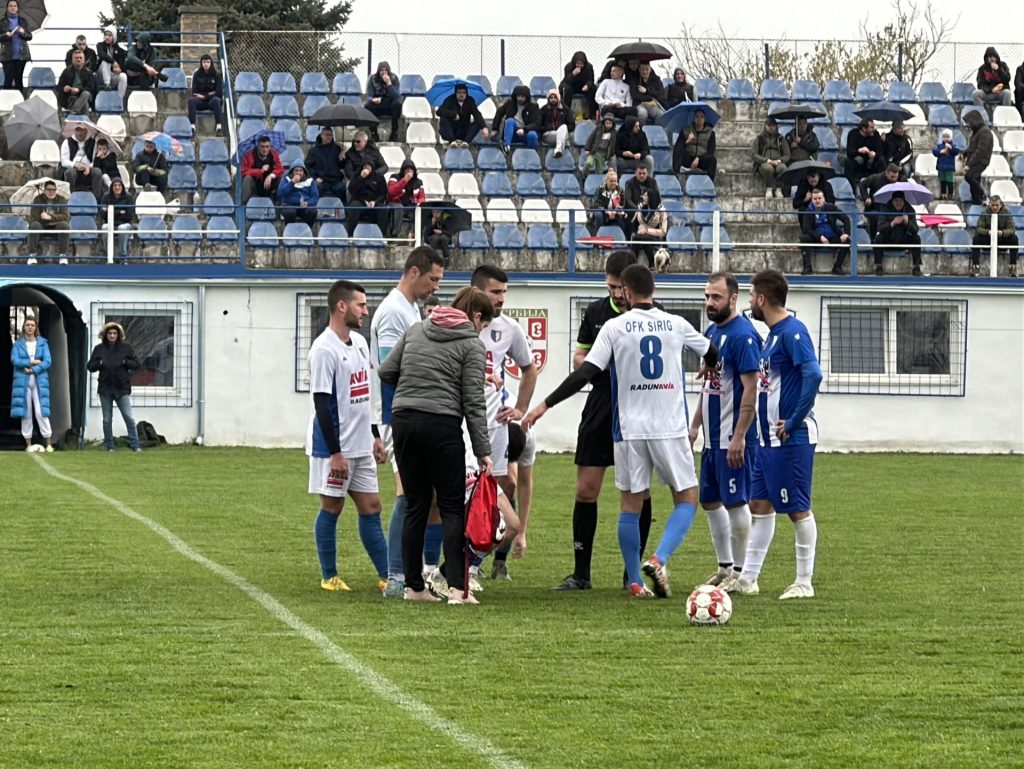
left=728, top=504, right=752, bottom=572
left=793, top=514, right=817, bottom=586
left=741, top=514, right=776, bottom=582
left=704, top=505, right=732, bottom=566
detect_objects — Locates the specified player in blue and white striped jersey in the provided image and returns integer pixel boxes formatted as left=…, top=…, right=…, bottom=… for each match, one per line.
left=688, top=272, right=762, bottom=593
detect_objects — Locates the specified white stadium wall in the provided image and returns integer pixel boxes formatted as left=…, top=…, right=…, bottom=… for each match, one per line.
left=29, top=277, right=1024, bottom=454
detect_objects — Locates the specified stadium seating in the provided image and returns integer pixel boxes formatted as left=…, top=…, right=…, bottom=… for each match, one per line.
left=496, top=76, right=522, bottom=98
left=493, top=224, right=525, bottom=249
left=918, top=82, right=948, bottom=104
left=0, top=90, right=24, bottom=113
left=236, top=94, right=266, bottom=119
left=527, top=224, right=559, bottom=251
left=419, top=172, right=445, bottom=198
left=486, top=198, right=518, bottom=223
left=994, top=106, right=1024, bottom=129
left=521, top=199, right=553, bottom=224
left=443, top=147, right=475, bottom=171
left=332, top=72, right=361, bottom=95
left=530, top=76, right=557, bottom=98
left=138, top=216, right=169, bottom=246
left=172, top=215, right=203, bottom=245
left=168, top=165, right=199, bottom=194
left=792, top=80, right=822, bottom=102
left=235, top=71, right=264, bottom=94
left=29, top=139, right=60, bottom=167
left=483, top=172, right=514, bottom=197
left=1014, top=156, right=1024, bottom=179
left=961, top=105, right=990, bottom=127
left=318, top=222, right=349, bottom=251
left=201, top=165, right=233, bottom=191
left=160, top=67, right=187, bottom=92
left=27, top=67, right=56, bottom=90
left=206, top=216, right=238, bottom=244
left=164, top=115, right=193, bottom=139
left=279, top=146, right=303, bottom=168
left=823, top=80, right=854, bottom=103
left=352, top=223, right=385, bottom=248
left=270, top=95, right=300, bottom=120
left=267, top=72, right=297, bottom=95
left=247, top=221, right=278, bottom=248
left=403, top=97, right=433, bottom=120
left=573, top=122, right=595, bottom=148
left=643, top=125, right=670, bottom=149
left=300, top=72, right=330, bottom=95
left=831, top=177, right=855, bottom=202
left=550, top=173, right=582, bottom=197
left=833, top=103, right=859, bottom=127
left=459, top=224, right=490, bottom=250
left=667, top=225, right=697, bottom=253
left=942, top=229, right=972, bottom=255
left=684, top=175, right=716, bottom=198
left=933, top=203, right=965, bottom=228
left=200, top=139, right=230, bottom=165
left=726, top=79, right=755, bottom=101
left=759, top=79, right=788, bottom=101
left=651, top=150, right=672, bottom=174
left=512, top=148, right=542, bottom=171
left=455, top=197, right=484, bottom=223
left=379, top=145, right=407, bottom=172
left=516, top=172, right=547, bottom=197
left=402, top=74, right=427, bottom=96
left=855, top=80, right=884, bottom=103
left=246, top=197, right=276, bottom=221
left=695, top=78, right=723, bottom=101
left=200, top=191, right=235, bottom=217
left=447, top=172, right=480, bottom=197
left=68, top=191, right=98, bottom=217
left=887, top=81, right=917, bottom=104
left=95, top=91, right=124, bottom=115
left=545, top=150, right=576, bottom=173
left=950, top=82, right=974, bottom=105
left=410, top=146, right=441, bottom=171
left=0, top=215, right=29, bottom=247
left=283, top=222, right=315, bottom=248
left=656, top=175, right=683, bottom=199
left=965, top=204, right=985, bottom=228
left=692, top=200, right=723, bottom=228
left=813, top=126, right=838, bottom=151
left=315, top=197, right=343, bottom=220
left=699, top=226, right=733, bottom=251
left=466, top=75, right=493, bottom=96
left=927, top=104, right=958, bottom=129
left=406, top=122, right=437, bottom=145
left=302, top=95, right=329, bottom=118
left=663, top=199, right=688, bottom=226
left=914, top=153, right=937, bottom=178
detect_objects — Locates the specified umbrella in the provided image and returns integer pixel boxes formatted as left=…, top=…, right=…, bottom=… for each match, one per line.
left=10, top=177, right=70, bottom=214
left=308, top=103, right=379, bottom=127
left=854, top=101, right=914, bottom=123
left=12, top=0, right=47, bottom=30
left=4, top=95, right=60, bottom=158
left=768, top=102, right=827, bottom=121
left=232, top=129, right=287, bottom=165
left=778, top=160, right=837, bottom=189
left=421, top=201, right=472, bottom=235
left=576, top=236, right=620, bottom=248
left=140, top=131, right=184, bottom=158
left=608, top=42, right=672, bottom=61
left=658, top=101, right=720, bottom=134
left=61, top=118, right=124, bottom=158
left=872, top=181, right=934, bottom=206
left=920, top=214, right=960, bottom=227
left=425, top=78, right=488, bottom=108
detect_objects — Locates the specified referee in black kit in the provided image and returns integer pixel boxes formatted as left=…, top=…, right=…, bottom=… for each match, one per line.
left=552, top=250, right=654, bottom=591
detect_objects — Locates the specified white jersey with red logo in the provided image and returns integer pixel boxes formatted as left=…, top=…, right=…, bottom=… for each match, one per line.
left=306, top=328, right=373, bottom=459
left=479, top=314, right=532, bottom=427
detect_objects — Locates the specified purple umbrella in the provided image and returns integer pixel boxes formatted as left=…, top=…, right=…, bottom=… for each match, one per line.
left=873, top=181, right=934, bottom=206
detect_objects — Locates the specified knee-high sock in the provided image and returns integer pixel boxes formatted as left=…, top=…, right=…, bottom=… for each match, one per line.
left=704, top=505, right=733, bottom=567
left=358, top=513, right=389, bottom=579
left=742, top=514, right=776, bottom=582
left=573, top=500, right=598, bottom=581
left=653, top=502, right=697, bottom=566
left=729, top=504, right=752, bottom=572
left=314, top=508, right=339, bottom=580
left=423, top=522, right=443, bottom=567
left=386, top=496, right=406, bottom=580
left=618, top=512, right=642, bottom=587
left=793, top=514, right=817, bottom=586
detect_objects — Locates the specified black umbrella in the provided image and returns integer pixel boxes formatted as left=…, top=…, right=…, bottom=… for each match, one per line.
left=13, top=0, right=47, bottom=30
left=768, top=102, right=827, bottom=121
left=308, top=104, right=379, bottom=127
left=608, top=42, right=672, bottom=61
left=854, top=101, right=914, bottom=123
left=778, top=160, right=837, bottom=190
left=422, top=201, right=472, bottom=235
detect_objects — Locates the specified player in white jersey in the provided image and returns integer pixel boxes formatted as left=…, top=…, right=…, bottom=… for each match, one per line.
left=369, top=246, right=445, bottom=598
left=470, top=265, right=537, bottom=580
left=307, top=281, right=389, bottom=593
left=524, top=266, right=719, bottom=599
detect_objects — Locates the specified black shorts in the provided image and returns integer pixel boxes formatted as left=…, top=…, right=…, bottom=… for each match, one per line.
left=574, top=389, right=614, bottom=467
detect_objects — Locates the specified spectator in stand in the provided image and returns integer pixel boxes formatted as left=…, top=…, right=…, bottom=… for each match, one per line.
left=859, top=163, right=901, bottom=239
left=305, top=126, right=347, bottom=202
left=1, top=0, right=33, bottom=92
left=345, top=160, right=388, bottom=236
left=973, top=46, right=1012, bottom=111
left=589, top=167, right=627, bottom=234
left=664, top=67, right=694, bottom=108
left=932, top=129, right=959, bottom=200
left=845, top=117, right=884, bottom=184
left=962, top=109, right=993, bottom=206
left=386, top=159, right=425, bottom=238
left=873, top=191, right=921, bottom=276
left=422, top=208, right=455, bottom=266
left=614, top=115, right=653, bottom=174
left=101, top=177, right=135, bottom=261
left=188, top=53, right=223, bottom=137
left=598, top=57, right=626, bottom=83
left=10, top=316, right=53, bottom=452
left=1015, top=59, right=1024, bottom=120
left=560, top=51, right=597, bottom=119
left=752, top=117, right=790, bottom=198
left=56, top=50, right=97, bottom=113
left=493, top=84, right=539, bottom=152
left=364, top=61, right=402, bottom=142
left=583, top=112, right=617, bottom=173
left=595, top=65, right=636, bottom=121
left=132, top=137, right=169, bottom=194
left=538, top=89, right=575, bottom=158
left=623, top=58, right=641, bottom=86
left=277, top=164, right=319, bottom=226
left=91, top=138, right=119, bottom=199
left=972, top=195, right=1018, bottom=278
left=437, top=82, right=490, bottom=147
left=65, top=34, right=97, bottom=71
left=27, top=180, right=70, bottom=264
left=881, top=121, right=913, bottom=180
left=60, top=123, right=95, bottom=191
left=798, top=188, right=850, bottom=275
left=241, top=135, right=283, bottom=203
left=96, top=27, right=127, bottom=99
left=625, top=167, right=665, bottom=267
left=792, top=169, right=835, bottom=210
left=632, top=62, right=665, bottom=124
left=342, top=130, right=387, bottom=181
left=786, top=117, right=819, bottom=163
left=124, top=32, right=167, bottom=90
left=672, top=107, right=717, bottom=181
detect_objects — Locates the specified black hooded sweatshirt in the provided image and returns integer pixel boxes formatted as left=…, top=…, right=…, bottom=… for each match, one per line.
left=561, top=52, right=595, bottom=92
left=976, top=46, right=1011, bottom=94
left=492, top=85, right=539, bottom=133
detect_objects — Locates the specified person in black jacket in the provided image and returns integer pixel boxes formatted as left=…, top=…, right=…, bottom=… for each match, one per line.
left=786, top=117, right=819, bottom=163
left=124, top=32, right=167, bottom=90
left=437, top=83, right=490, bottom=145
left=305, top=126, right=347, bottom=201
left=342, top=131, right=387, bottom=181
left=972, top=46, right=1012, bottom=111
left=615, top=115, right=653, bottom=174
left=493, top=84, right=539, bottom=152
left=538, top=89, right=575, bottom=158
left=881, top=121, right=912, bottom=179
left=422, top=208, right=456, bottom=265
left=798, top=189, right=851, bottom=275
left=345, top=160, right=387, bottom=236
left=87, top=321, right=141, bottom=451
left=844, top=118, right=884, bottom=183
left=56, top=50, right=97, bottom=113
left=90, top=138, right=119, bottom=199
left=859, top=163, right=900, bottom=239
left=560, top=51, right=597, bottom=118
left=664, top=68, right=694, bottom=107
left=95, top=27, right=127, bottom=98
left=873, top=192, right=921, bottom=276
left=64, top=34, right=98, bottom=71
left=101, top=177, right=135, bottom=260
left=791, top=170, right=835, bottom=210
left=132, top=138, right=169, bottom=193
left=632, top=62, right=665, bottom=124
left=364, top=61, right=402, bottom=141
left=673, top=109, right=717, bottom=180
left=1015, top=60, right=1024, bottom=120
left=188, top=54, right=223, bottom=136
left=1, top=0, right=33, bottom=92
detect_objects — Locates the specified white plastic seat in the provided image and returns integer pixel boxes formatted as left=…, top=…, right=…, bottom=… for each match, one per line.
left=29, top=139, right=60, bottom=166
left=405, top=121, right=437, bottom=145
left=1003, top=130, right=1024, bottom=155
left=95, top=114, right=127, bottom=142
left=902, top=103, right=927, bottom=126
left=988, top=179, right=1022, bottom=204
left=556, top=199, right=587, bottom=225
left=993, top=106, right=1024, bottom=129
left=478, top=99, right=497, bottom=121
left=402, top=96, right=433, bottom=120
left=486, top=198, right=519, bottom=223
left=418, top=171, right=445, bottom=199
left=379, top=145, right=407, bottom=173
left=127, top=90, right=158, bottom=116
left=135, top=190, right=173, bottom=217
left=520, top=198, right=553, bottom=223
left=409, top=146, right=441, bottom=171
left=913, top=153, right=937, bottom=178
left=932, top=203, right=965, bottom=228
left=982, top=155, right=1012, bottom=179
left=0, top=90, right=24, bottom=114
left=455, top=197, right=484, bottom=223
left=447, top=172, right=480, bottom=197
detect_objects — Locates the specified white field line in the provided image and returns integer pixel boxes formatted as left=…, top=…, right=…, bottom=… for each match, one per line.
left=34, top=456, right=528, bottom=769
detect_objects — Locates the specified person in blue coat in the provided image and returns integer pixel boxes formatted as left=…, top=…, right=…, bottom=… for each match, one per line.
left=10, top=316, right=53, bottom=451
left=276, top=163, right=319, bottom=225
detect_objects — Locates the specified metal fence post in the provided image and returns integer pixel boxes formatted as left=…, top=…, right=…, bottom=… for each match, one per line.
left=897, top=43, right=904, bottom=82
left=567, top=209, right=576, bottom=274
left=764, top=43, right=770, bottom=80
left=500, top=39, right=506, bottom=78
left=367, top=39, right=373, bottom=76
left=711, top=208, right=721, bottom=272
left=849, top=230, right=859, bottom=277
left=414, top=204, right=422, bottom=248
left=989, top=224, right=998, bottom=278
left=106, top=205, right=114, bottom=264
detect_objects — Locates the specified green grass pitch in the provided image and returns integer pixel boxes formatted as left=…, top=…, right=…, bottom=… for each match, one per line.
left=1, top=449, right=1021, bottom=768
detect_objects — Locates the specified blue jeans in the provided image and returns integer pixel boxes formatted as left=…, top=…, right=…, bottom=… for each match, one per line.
left=100, top=393, right=139, bottom=450
left=502, top=119, right=538, bottom=148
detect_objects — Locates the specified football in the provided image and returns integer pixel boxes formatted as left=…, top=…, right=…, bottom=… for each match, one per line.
left=28, top=444, right=46, bottom=453
left=686, top=584, right=732, bottom=626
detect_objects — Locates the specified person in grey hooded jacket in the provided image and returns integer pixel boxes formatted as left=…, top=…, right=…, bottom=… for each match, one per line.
left=364, top=61, right=402, bottom=141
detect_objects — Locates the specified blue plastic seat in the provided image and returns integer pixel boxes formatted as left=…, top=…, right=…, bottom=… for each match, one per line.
left=283, top=222, right=314, bottom=247
left=823, top=80, right=854, bottom=103
left=477, top=147, right=508, bottom=171
left=402, top=74, right=426, bottom=96
left=666, top=224, right=697, bottom=252
left=302, top=94, right=329, bottom=118
left=951, top=82, right=974, bottom=105
left=443, top=146, right=475, bottom=171
left=965, top=204, right=986, bottom=229
left=1013, top=156, right=1024, bottom=180
left=550, top=173, right=582, bottom=197
left=515, top=172, right=547, bottom=197
left=792, top=80, right=822, bottom=102
left=239, top=119, right=268, bottom=140
left=300, top=72, right=330, bottom=95
left=692, top=200, right=723, bottom=228
left=234, top=71, right=264, bottom=94
left=28, top=67, right=56, bottom=89
left=200, top=190, right=234, bottom=217
left=165, top=141, right=196, bottom=164
left=245, top=197, right=276, bottom=222
left=960, top=105, right=990, bottom=127
left=573, top=122, right=595, bottom=148
left=332, top=72, right=361, bottom=95
left=583, top=174, right=604, bottom=197
left=684, top=174, right=716, bottom=198
left=199, top=139, right=230, bottom=165
left=95, top=90, right=123, bottom=114
left=482, top=172, right=514, bottom=197
left=831, top=177, right=855, bottom=202
left=942, top=229, right=972, bottom=254
left=887, top=81, right=917, bottom=104
left=1008, top=204, right=1024, bottom=229
left=206, top=216, right=237, bottom=243
left=530, top=75, right=557, bottom=99
left=430, top=74, right=456, bottom=88
left=458, top=223, right=489, bottom=250
left=267, top=72, right=296, bottom=95
left=545, top=150, right=576, bottom=172
left=655, top=174, right=683, bottom=199
left=643, top=125, right=670, bottom=150
left=138, top=215, right=168, bottom=245
left=68, top=191, right=98, bottom=217
left=201, top=165, right=232, bottom=191
left=855, top=80, right=884, bottom=103
left=318, top=221, right=349, bottom=250
left=270, top=95, right=299, bottom=120
left=837, top=201, right=865, bottom=229
left=918, top=82, right=948, bottom=104
left=466, top=75, right=493, bottom=96
left=663, top=199, right=689, bottom=226
left=833, top=103, right=859, bottom=127
left=271, top=118, right=302, bottom=145
left=158, top=67, right=186, bottom=91
left=236, top=94, right=266, bottom=119
left=527, top=224, right=558, bottom=249
left=512, top=148, right=541, bottom=172
left=695, top=78, right=723, bottom=101
left=919, top=227, right=940, bottom=253
left=496, top=76, right=522, bottom=99
left=726, top=79, right=755, bottom=101
left=562, top=225, right=592, bottom=250
left=813, top=126, right=839, bottom=151
left=0, top=214, right=29, bottom=244
left=817, top=151, right=839, bottom=169
left=352, top=223, right=385, bottom=248
left=315, top=197, right=343, bottom=220
left=172, top=214, right=202, bottom=242
left=163, top=114, right=193, bottom=139
left=699, top=226, right=733, bottom=251
left=69, top=215, right=97, bottom=244
left=338, top=94, right=363, bottom=108
left=594, top=225, right=627, bottom=244
left=492, top=223, right=524, bottom=249
left=279, top=146, right=303, bottom=168
left=928, top=104, right=958, bottom=128
left=957, top=180, right=972, bottom=205
left=651, top=149, right=672, bottom=174
left=168, top=164, right=198, bottom=192
left=247, top=221, right=277, bottom=248
left=852, top=227, right=872, bottom=255
left=759, top=79, right=788, bottom=101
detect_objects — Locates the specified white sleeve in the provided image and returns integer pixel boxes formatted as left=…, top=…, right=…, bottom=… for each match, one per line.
left=373, top=306, right=414, bottom=358
left=584, top=323, right=615, bottom=371
left=682, top=320, right=711, bottom=356
left=308, top=345, right=335, bottom=394
left=507, top=324, right=533, bottom=367
left=595, top=80, right=610, bottom=105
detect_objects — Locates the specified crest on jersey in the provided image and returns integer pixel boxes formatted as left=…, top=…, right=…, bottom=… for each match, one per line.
left=502, top=308, right=548, bottom=376
left=757, top=358, right=771, bottom=393
left=490, top=329, right=503, bottom=342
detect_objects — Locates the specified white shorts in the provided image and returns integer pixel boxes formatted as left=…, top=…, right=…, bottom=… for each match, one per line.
left=381, top=424, right=399, bottom=474
left=613, top=438, right=698, bottom=494
left=490, top=423, right=510, bottom=477
left=308, top=454, right=379, bottom=497
left=518, top=426, right=537, bottom=468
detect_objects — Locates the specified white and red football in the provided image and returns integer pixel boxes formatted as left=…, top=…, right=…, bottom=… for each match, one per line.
left=686, top=584, right=732, bottom=626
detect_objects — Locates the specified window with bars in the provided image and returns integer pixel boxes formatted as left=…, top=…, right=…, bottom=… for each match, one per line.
left=819, top=296, right=967, bottom=396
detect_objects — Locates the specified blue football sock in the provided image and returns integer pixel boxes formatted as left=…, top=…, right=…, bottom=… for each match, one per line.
left=423, top=522, right=443, bottom=565
left=358, top=513, right=389, bottom=579
left=314, top=508, right=339, bottom=580
left=618, top=512, right=642, bottom=587
left=386, top=496, right=406, bottom=579
left=654, top=502, right=698, bottom=566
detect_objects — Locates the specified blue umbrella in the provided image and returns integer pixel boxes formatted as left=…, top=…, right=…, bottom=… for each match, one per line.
left=854, top=101, right=914, bottom=123
left=873, top=181, right=934, bottom=206
left=232, top=129, right=287, bottom=166
left=658, top=101, right=720, bottom=134
left=425, top=78, right=489, bottom=108
left=140, top=131, right=184, bottom=158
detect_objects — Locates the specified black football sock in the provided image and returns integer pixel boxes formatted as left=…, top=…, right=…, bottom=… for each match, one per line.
left=572, top=500, right=598, bottom=582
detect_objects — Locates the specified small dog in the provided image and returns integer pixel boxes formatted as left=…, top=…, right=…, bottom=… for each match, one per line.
left=654, top=247, right=671, bottom=273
